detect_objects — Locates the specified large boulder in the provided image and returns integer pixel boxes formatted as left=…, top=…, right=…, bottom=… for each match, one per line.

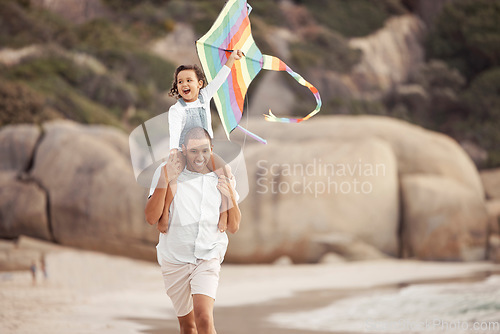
left=220, top=115, right=487, bottom=262
left=0, top=120, right=157, bottom=260
left=226, top=136, right=399, bottom=263
left=480, top=168, right=500, bottom=200
left=0, top=123, right=40, bottom=171
left=224, top=116, right=484, bottom=197
left=0, top=124, right=51, bottom=241
left=401, top=175, right=488, bottom=261
left=0, top=171, right=51, bottom=241
left=0, top=115, right=489, bottom=263
left=348, top=15, right=426, bottom=97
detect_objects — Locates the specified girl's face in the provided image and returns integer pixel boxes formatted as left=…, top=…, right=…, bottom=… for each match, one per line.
left=177, top=69, right=203, bottom=102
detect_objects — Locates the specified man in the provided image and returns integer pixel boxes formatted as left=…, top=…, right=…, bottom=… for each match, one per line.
left=145, top=127, right=241, bottom=334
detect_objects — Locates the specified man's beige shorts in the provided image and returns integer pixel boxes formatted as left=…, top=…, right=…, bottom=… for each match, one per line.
left=160, top=258, right=221, bottom=317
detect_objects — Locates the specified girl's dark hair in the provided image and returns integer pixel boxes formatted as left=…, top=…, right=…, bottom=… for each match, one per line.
left=168, top=65, right=207, bottom=99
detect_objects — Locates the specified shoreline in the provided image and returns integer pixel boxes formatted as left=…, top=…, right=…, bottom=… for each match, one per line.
left=135, top=269, right=500, bottom=334
left=2, top=244, right=500, bottom=333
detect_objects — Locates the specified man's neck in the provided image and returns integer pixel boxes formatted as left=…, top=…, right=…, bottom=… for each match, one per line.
left=186, top=166, right=211, bottom=174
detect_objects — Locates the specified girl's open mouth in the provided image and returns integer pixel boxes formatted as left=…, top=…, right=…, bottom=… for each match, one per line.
left=183, top=88, right=191, bottom=95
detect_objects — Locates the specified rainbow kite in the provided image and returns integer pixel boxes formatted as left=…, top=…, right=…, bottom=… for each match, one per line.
left=196, top=0, right=322, bottom=144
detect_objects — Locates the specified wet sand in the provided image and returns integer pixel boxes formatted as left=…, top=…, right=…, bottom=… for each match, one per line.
left=2, top=243, right=500, bottom=334
left=131, top=271, right=500, bottom=334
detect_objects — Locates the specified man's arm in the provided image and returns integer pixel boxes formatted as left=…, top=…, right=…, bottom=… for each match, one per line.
left=144, top=166, right=168, bottom=225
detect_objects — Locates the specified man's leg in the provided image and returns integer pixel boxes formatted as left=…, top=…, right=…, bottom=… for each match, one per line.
left=178, top=310, right=198, bottom=334
left=193, top=294, right=216, bottom=334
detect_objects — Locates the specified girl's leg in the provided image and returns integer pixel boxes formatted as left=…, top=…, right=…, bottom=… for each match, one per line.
left=209, top=153, right=231, bottom=232
left=158, top=152, right=186, bottom=232
left=157, top=182, right=174, bottom=233
left=192, top=294, right=216, bottom=334
left=210, top=153, right=233, bottom=179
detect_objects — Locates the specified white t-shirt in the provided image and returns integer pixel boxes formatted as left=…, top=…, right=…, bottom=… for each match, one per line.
left=155, top=168, right=234, bottom=265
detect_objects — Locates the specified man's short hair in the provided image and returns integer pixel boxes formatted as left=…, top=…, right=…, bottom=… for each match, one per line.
left=182, top=127, right=212, bottom=147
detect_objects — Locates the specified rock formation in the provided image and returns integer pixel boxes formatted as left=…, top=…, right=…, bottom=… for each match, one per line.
left=219, top=115, right=488, bottom=262
left=0, top=120, right=157, bottom=260
left=0, top=116, right=492, bottom=263
left=347, top=15, right=426, bottom=97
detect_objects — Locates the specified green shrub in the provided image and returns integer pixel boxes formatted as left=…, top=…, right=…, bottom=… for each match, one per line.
left=395, top=60, right=467, bottom=130
left=247, top=0, right=285, bottom=27
left=79, top=74, right=137, bottom=111
left=463, top=67, right=500, bottom=121
left=76, top=19, right=137, bottom=52
left=94, top=50, right=175, bottom=106
left=0, top=1, right=77, bottom=48
left=296, top=0, right=407, bottom=37
left=459, top=67, right=500, bottom=167
left=426, top=0, right=500, bottom=81
left=324, top=97, right=388, bottom=116
left=3, top=55, right=88, bottom=84
left=0, top=79, right=60, bottom=126
left=290, top=29, right=361, bottom=73
left=53, top=89, right=123, bottom=126
left=102, top=0, right=167, bottom=11
left=3, top=55, right=137, bottom=120
left=189, top=1, right=222, bottom=36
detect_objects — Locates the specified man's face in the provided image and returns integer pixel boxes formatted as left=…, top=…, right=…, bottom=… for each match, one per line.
left=177, top=69, right=203, bottom=102
left=182, top=137, right=212, bottom=173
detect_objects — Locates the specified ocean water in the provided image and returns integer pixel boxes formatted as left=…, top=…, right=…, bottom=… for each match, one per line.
left=268, top=275, right=500, bottom=333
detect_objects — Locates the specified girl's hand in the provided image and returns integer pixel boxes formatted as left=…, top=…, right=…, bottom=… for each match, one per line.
left=165, top=151, right=182, bottom=182
left=225, top=50, right=243, bottom=68
left=217, top=176, right=233, bottom=198
left=230, top=49, right=244, bottom=61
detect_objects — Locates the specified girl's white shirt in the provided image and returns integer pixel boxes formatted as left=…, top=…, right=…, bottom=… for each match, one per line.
left=168, top=65, right=232, bottom=150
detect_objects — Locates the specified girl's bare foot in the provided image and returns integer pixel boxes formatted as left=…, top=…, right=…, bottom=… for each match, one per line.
left=157, top=215, right=169, bottom=233
left=218, top=209, right=228, bottom=233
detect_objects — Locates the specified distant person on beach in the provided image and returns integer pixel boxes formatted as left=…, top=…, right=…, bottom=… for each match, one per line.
left=30, top=260, right=36, bottom=285
left=145, top=127, right=241, bottom=334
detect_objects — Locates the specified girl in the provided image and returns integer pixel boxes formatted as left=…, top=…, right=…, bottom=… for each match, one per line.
left=152, top=50, right=243, bottom=234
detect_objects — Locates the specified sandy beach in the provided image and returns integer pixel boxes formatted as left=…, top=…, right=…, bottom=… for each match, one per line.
left=2, top=244, right=500, bottom=334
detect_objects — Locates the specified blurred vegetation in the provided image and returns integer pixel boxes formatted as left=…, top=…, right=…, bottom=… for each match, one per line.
left=462, top=68, right=500, bottom=167
left=0, top=0, right=498, bottom=167
left=0, top=1, right=77, bottom=48
left=0, top=79, right=60, bottom=126
left=414, top=0, right=500, bottom=167
left=426, top=0, right=500, bottom=81
left=290, top=29, right=361, bottom=73
left=294, top=0, right=407, bottom=37
left=0, top=0, right=175, bottom=129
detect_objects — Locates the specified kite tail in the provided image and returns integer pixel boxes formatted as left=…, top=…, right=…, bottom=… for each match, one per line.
left=236, top=125, right=267, bottom=144
left=262, top=55, right=322, bottom=123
